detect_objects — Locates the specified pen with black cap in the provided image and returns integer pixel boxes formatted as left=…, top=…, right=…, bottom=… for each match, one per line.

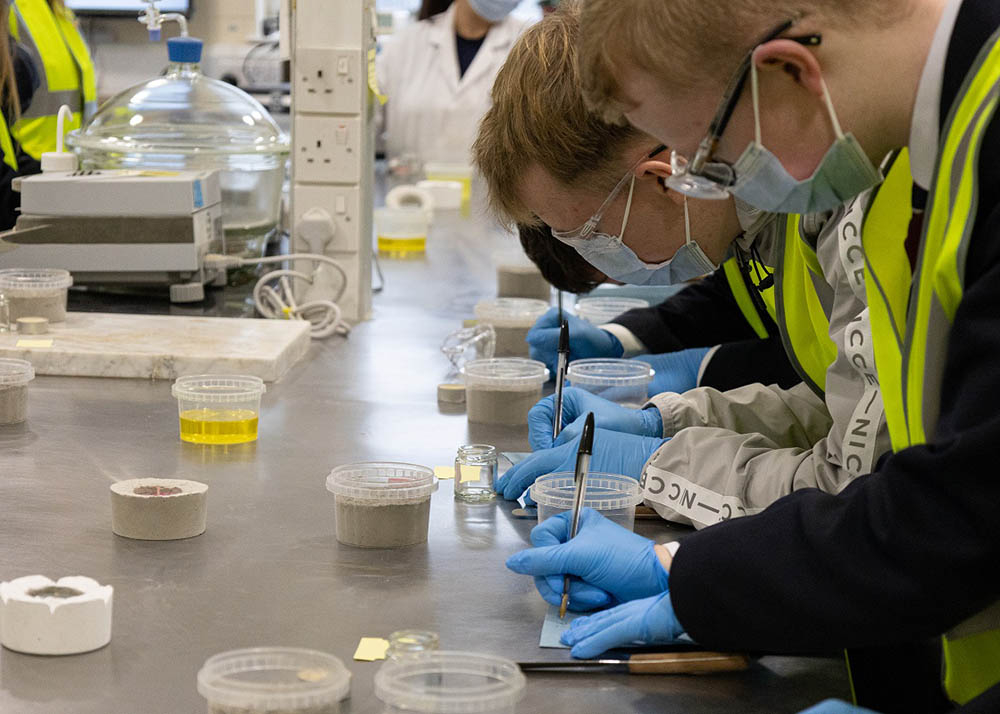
left=559, top=411, right=594, bottom=619
left=552, top=320, right=569, bottom=442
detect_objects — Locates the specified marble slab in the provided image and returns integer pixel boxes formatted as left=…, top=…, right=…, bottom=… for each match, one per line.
left=0, top=312, right=311, bottom=382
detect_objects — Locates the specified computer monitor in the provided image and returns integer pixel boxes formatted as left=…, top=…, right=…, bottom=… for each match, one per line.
left=65, top=1, right=190, bottom=15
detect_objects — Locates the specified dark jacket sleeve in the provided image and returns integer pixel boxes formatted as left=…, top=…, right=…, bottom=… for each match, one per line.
left=702, top=337, right=803, bottom=391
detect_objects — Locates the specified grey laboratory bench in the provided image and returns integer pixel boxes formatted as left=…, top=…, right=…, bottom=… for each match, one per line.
left=0, top=205, right=848, bottom=713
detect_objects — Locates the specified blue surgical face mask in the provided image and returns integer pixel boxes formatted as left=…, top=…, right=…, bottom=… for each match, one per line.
left=466, top=0, right=520, bottom=23
left=558, top=177, right=717, bottom=286
left=728, top=62, right=882, bottom=214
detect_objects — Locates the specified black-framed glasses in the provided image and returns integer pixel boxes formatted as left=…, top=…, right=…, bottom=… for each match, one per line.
left=665, top=19, right=822, bottom=200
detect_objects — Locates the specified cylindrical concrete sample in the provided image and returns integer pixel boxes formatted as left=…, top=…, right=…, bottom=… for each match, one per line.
left=0, top=575, right=113, bottom=655
left=110, top=478, right=208, bottom=541
left=15, top=316, right=49, bottom=334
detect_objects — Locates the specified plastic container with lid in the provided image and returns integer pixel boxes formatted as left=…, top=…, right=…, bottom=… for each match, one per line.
left=474, top=299, right=549, bottom=357
left=375, top=207, right=430, bottom=259
left=492, top=250, right=551, bottom=302
left=574, top=297, right=649, bottom=325
left=386, top=630, right=440, bottom=661
left=67, top=37, right=289, bottom=260
left=423, top=162, right=473, bottom=213
left=171, top=375, right=266, bottom=445
left=461, top=358, right=548, bottom=426
left=0, top=269, right=73, bottom=323
left=0, top=358, right=35, bottom=425
left=567, top=358, right=655, bottom=408
left=326, top=462, right=438, bottom=548
left=531, top=472, right=643, bottom=531
left=375, top=651, right=526, bottom=714
left=197, top=646, right=351, bottom=714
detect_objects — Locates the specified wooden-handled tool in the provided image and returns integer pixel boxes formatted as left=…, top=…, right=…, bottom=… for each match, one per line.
left=518, top=651, right=750, bottom=675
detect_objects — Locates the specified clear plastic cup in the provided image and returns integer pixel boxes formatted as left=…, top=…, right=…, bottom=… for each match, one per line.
left=574, top=297, right=649, bottom=325
left=493, top=250, right=551, bottom=302
left=424, top=162, right=473, bottom=212
left=473, top=299, right=549, bottom=357
left=197, top=647, right=351, bottom=714
left=566, top=358, right=655, bottom=408
left=0, top=358, right=35, bottom=425
left=171, top=375, right=266, bottom=445
left=376, top=207, right=430, bottom=259
left=386, top=630, right=440, bottom=661
left=0, top=269, right=73, bottom=323
left=326, top=462, right=438, bottom=548
left=530, top=472, right=643, bottom=531
left=374, top=651, right=526, bottom=714
left=461, top=358, right=549, bottom=426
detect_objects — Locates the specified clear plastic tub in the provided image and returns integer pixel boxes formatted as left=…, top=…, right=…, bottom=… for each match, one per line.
left=326, top=462, right=438, bottom=548
left=0, top=358, right=34, bottom=425
left=493, top=250, right=551, bottom=302
left=0, top=269, right=73, bottom=323
left=197, top=647, right=351, bottom=714
left=376, top=207, right=430, bottom=259
left=374, top=651, right=526, bottom=714
left=387, top=630, right=440, bottom=661
left=574, top=297, right=649, bottom=325
left=473, top=299, right=549, bottom=358
left=567, top=359, right=655, bottom=408
left=171, top=375, right=266, bottom=445
left=530, top=472, right=643, bottom=531
left=424, top=162, right=473, bottom=213
left=461, top=359, right=548, bottom=426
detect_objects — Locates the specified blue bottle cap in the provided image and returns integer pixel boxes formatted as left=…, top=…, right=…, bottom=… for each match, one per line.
left=167, top=36, right=203, bottom=63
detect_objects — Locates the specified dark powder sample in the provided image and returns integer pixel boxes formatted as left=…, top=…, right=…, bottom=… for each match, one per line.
left=334, top=499, right=431, bottom=548
left=27, top=586, right=84, bottom=599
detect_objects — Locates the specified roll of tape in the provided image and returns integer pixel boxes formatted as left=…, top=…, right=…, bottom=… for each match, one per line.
left=385, top=185, right=435, bottom=221
left=110, top=478, right=209, bottom=541
left=416, top=180, right=463, bottom=211
left=0, top=575, right=113, bottom=655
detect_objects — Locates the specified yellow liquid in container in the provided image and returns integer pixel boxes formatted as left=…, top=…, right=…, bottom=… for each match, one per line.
left=179, top=408, right=259, bottom=444
left=378, top=235, right=426, bottom=259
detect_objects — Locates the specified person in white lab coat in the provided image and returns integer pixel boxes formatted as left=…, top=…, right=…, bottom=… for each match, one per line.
left=376, top=0, right=530, bottom=166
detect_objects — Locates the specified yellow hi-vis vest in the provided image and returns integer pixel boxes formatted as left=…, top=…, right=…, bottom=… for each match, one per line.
left=9, top=0, right=97, bottom=159
left=722, top=215, right=836, bottom=396
left=865, top=28, right=1000, bottom=705
left=0, top=112, right=18, bottom=171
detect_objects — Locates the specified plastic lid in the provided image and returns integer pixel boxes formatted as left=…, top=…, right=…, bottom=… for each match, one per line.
left=167, top=36, right=203, bottom=63
left=197, top=647, right=351, bottom=711
left=567, top=359, right=655, bottom=387
left=326, top=462, right=438, bottom=503
left=461, top=358, right=549, bottom=389
left=474, top=298, right=549, bottom=327
left=0, top=269, right=73, bottom=295
left=423, top=162, right=473, bottom=178
left=0, top=358, right=35, bottom=387
left=530, top=472, right=643, bottom=511
left=374, top=651, right=526, bottom=713
left=171, top=375, right=266, bottom=403
left=574, top=297, right=650, bottom=324
left=375, top=206, right=430, bottom=235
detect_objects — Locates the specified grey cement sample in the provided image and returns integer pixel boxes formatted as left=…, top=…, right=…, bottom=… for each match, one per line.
left=497, top=267, right=551, bottom=301
left=492, top=326, right=531, bottom=357
left=466, top=387, right=541, bottom=426
left=7, top=294, right=68, bottom=323
left=0, top=384, right=28, bottom=425
left=334, top=498, right=431, bottom=548
left=110, top=479, right=208, bottom=541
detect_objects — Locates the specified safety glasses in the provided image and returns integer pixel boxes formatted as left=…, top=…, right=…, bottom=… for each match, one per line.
left=550, top=145, right=668, bottom=243
left=664, top=19, right=822, bottom=200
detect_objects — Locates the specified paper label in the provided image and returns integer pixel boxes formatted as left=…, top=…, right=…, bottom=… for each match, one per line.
left=367, top=47, right=387, bottom=105
left=16, top=339, right=53, bottom=348
left=434, top=465, right=481, bottom=482
left=353, top=637, right=389, bottom=661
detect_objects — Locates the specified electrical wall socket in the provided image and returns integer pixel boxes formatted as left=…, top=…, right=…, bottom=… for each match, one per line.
left=295, top=48, right=363, bottom=114
left=294, top=116, right=361, bottom=184
left=294, top=185, right=361, bottom=252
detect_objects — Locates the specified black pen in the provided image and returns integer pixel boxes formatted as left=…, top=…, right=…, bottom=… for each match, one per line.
left=552, top=320, right=569, bottom=441
left=560, top=412, right=594, bottom=619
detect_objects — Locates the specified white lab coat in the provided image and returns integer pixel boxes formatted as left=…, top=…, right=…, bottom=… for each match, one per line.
left=376, top=3, right=529, bottom=165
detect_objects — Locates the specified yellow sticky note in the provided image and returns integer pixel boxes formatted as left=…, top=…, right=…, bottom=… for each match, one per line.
left=367, top=47, right=387, bottom=105
left=434, top=466, right=455, bottom=480
left=434, top=465, right=480, bottom=482
left=16, top=339, right=52, bottom=348
left=459, top=465, right=481, bottom=483
left=353, top=637, right=389, bottom=661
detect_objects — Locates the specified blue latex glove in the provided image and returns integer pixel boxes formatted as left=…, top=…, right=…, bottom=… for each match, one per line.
left=528, top=387, right=663, bottom=451
left=560, top=591, right=684, bottom=658
left=632, top=346, right=712, bottom=397
left=798, top=702, right=880, bottom=714
left=495, top=428, right=666, bottom=501
left=526, top=308, right=623, bottom=374
left=507, top=509, right=671, bottom=611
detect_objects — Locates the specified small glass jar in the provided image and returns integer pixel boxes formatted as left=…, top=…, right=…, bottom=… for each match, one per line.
left=0, top=293, right=9, bottom=333
left=454, top=444, right=497, bottom=503
left=387, top=630, right=439, bottom=661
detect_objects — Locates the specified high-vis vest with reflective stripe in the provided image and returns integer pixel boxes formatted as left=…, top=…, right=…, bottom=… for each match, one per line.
left=9, top=0, right=97, bottom=159
left=865, top=27, right=1000, bottom=705
left=0, top=113, right=18, bottom=171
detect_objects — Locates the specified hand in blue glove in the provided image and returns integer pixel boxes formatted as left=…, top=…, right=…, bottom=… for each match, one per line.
left=495, top=428, right=666, bottom=501
left=526, top=308, right=623, bottom=374
left=528, top=387, right=663, bottom=451
left=560, top=591, right=685, bottom=658
left=632, top=346, right=712, bottom=398
left=506, top=508, right=670, bottom=612
left=797, top=701, right=880, bottom=714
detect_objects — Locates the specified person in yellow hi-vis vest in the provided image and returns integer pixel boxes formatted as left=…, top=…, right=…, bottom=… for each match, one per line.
left=9, top=0, right=96, bottom=159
